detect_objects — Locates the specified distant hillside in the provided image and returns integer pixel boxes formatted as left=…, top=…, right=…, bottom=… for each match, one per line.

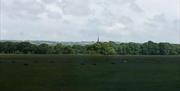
left=0, top=40, right=96, bottom=45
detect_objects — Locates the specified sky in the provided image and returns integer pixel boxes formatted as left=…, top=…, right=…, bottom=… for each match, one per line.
left=0, top=0, right=180, bottom=43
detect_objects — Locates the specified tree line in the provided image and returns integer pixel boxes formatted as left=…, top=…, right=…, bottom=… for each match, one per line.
left=0, top=41, right=180, bottom=55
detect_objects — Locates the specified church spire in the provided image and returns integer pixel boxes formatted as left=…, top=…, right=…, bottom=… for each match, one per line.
left=97, top=34, right=100, bottom=43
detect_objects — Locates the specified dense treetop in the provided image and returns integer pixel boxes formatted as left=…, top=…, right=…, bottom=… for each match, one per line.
left=0, top=41, right=180, bottom=55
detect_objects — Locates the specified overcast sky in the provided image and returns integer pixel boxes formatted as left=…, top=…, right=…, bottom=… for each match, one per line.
left=0, top=0, right=180, bottom=43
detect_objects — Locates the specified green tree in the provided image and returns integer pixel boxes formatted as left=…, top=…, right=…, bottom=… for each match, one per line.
left=62, top=46, right=74, bottom=54
left=72, top=45, right=86, bottom=54
left=159, top=43, right=171, bottom=55
left=53, top=43, right=64, bottom=54
left=17, top=42, right=36, bottom=54
left=0, top=42, right=17, bottom=53
left=36, top=44, right=50, bottom=54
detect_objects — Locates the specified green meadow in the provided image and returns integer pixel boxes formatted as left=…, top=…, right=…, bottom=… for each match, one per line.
left=0, top=55, right=180, bottom=91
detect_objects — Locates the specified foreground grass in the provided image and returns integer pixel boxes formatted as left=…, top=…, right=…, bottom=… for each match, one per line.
left=0, top=55, right=180, bottom=91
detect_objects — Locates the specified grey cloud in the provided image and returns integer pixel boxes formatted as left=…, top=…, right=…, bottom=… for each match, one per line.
left=1, top=0, right=63, bottom=20
left=60, top=0, right=92, bottom=16
left=106, top=0, right=143, bottom=13
left=129, top=2, right=143, bottom=13
left=119, top=16, right=134, bottom=24
left=143, top=14, right=179, bottom=42
left=1, top=0, right=143, bottom=20
left=173, top=20, right=180, bottom=31
left=144, top=14, right=167, bottom=29
left=2, top=0, right=45, bottom=20
left=1, top=0, right=179, bottom=43
left=47, top=11, right=62, bottom=19
left=42, top=0, right=61, bottom=4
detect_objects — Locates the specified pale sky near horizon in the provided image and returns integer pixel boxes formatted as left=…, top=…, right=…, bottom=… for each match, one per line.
left=0, top=0, right=180, bottom=43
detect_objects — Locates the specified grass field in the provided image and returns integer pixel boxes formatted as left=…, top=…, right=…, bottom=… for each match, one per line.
left=0, top=55, right=180, bottom=91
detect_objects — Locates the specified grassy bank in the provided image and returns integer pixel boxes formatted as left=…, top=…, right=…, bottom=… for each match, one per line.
left=0, top=55, right=180, bottom=91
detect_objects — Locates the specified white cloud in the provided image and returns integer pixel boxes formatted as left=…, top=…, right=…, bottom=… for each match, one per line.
left=101, top=23, right=128, bottom=35
left=0, top=0, right=179, bottom=43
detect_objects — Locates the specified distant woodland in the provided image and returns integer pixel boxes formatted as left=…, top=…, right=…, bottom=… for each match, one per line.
left=0, top=41, right=180, bottom=55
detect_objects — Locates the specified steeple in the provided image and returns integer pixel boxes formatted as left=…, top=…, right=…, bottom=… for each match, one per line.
left=97, top=34, right=100, bottom=43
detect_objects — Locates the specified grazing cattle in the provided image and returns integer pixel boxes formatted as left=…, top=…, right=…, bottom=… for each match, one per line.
left=123, top=60, right=128, bottom=63
left=111, top=62, right=115, bottom=64
left=24, top=63, right=29, bottom=66
left=34, top=60, right=38, bottom=63
left=49, top=61, right=55, bottom=63
left=80, top=63, right=85, bottom=65
left=92, top=63, right=97, bottom=65
left=11, top=61, right=16, bottom=64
